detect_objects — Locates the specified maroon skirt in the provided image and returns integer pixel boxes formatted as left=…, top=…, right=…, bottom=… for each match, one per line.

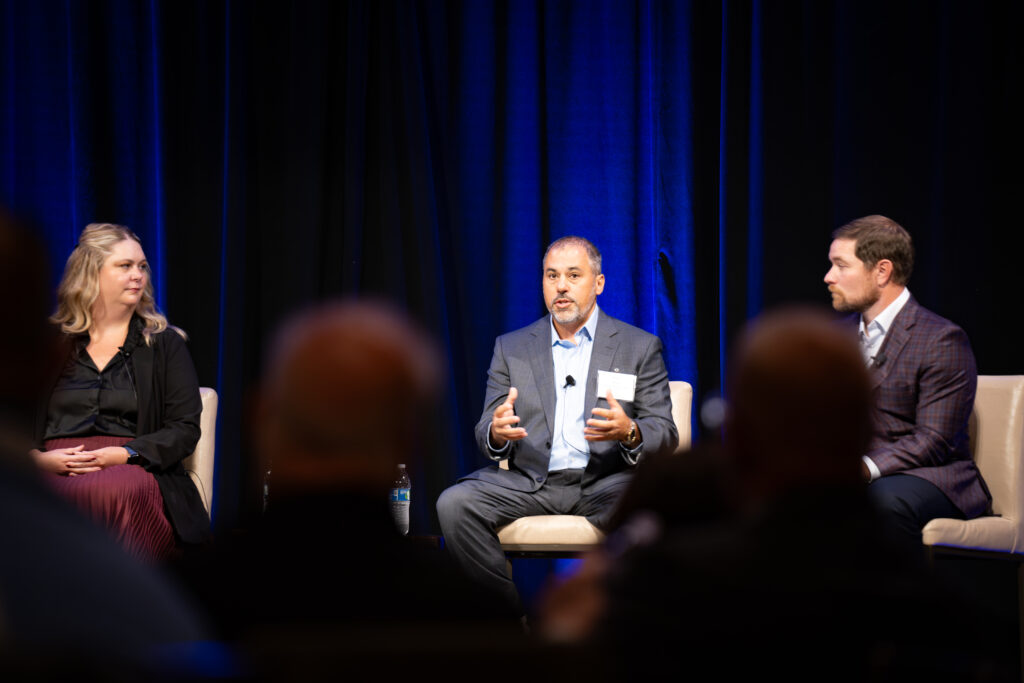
left=44, top=435, right=176, bottom=563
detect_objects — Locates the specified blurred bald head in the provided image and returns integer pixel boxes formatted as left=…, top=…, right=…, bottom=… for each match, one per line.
left=725, top=307, right=872, bottom=502
left=257, top=300, right=444, bottom=496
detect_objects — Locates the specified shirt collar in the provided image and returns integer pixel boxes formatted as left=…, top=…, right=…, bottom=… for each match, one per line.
left=551, top=305, right=599, bottom=346
left=860, top=287, right=910, bottom=338
left=74, top=314, right=145, bottom=352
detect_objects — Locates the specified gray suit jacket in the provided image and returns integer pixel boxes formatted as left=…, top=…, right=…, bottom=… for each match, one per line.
left=461, top=311, right=678, bottom=495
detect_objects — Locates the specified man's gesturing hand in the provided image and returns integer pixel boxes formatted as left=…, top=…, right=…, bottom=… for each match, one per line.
left=584, top=390, right=635, bottom=443
left=490, top=386, right=528, bottom=447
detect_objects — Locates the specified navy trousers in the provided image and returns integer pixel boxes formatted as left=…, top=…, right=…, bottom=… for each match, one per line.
left=866, top=473, right=965, bottom=559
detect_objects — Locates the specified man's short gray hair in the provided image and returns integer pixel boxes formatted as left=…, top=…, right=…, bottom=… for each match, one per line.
left=543, top=236, right=602, bottom=275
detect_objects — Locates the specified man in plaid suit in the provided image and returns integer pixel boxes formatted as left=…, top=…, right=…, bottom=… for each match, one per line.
left=824, top=215, right=990, bottom=547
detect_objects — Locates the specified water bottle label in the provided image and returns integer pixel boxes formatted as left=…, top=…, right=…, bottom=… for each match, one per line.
left=390, top=488, right=411, bottom=502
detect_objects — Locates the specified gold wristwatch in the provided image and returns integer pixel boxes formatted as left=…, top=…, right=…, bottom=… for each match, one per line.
left=624, top=420, right=639, bottom=447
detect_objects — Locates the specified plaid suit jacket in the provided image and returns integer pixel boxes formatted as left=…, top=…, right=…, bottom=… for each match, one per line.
left=858, top=296, right=990, bottom=518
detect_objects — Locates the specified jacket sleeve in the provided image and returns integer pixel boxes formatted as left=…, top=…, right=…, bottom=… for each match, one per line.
left=623, top=334, right=678, bottom=464
left=126, top=331, right=202, bottom=472
left=475, top=335, right=514, bottom=461
left=867, top=325, right=977, bottom=474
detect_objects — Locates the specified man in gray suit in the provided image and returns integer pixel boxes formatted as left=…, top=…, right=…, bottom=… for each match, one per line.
left=437, top=236, right=678, bottom=614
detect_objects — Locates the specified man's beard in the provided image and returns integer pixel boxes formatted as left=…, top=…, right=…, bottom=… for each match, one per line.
left=552, top=302, right=583, bottom=325
left=550, top=293, right=594, bottom=326
left=830, top=288, right=878, bottom=314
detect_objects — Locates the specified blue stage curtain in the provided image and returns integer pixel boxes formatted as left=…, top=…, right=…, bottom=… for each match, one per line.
left=1, top=0, right=168, bottom=291
left=3, top=0, right=1023, bottom=537
left=453, top=0, right=699, bottom=454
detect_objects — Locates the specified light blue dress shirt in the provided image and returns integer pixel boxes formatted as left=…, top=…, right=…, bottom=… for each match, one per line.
left=858, top=287, right=910, bottom=366
left=547, top=306, right=599, bottom=471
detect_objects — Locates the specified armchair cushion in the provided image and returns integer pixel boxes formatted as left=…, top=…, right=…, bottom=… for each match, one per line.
left=922, top=375, right=1024, bottom=553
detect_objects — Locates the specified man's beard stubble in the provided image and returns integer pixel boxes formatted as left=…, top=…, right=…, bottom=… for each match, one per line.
left=830, top=288, right=878, bottom=315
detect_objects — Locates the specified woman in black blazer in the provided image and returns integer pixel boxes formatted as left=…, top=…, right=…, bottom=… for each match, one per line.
left=30, top=223, right=209, bottom=560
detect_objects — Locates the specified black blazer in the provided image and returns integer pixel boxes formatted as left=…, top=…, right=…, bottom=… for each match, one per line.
left=35, top=317, right=211, bottom=544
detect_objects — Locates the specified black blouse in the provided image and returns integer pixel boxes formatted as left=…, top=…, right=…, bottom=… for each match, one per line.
left=43, top=334, right=139, bottom=441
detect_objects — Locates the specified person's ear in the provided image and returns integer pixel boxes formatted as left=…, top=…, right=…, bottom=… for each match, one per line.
left=874, top=259, right=894, bottom=286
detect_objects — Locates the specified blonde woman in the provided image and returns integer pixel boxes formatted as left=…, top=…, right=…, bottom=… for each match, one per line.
left=31, top=223, right=209, bottom=560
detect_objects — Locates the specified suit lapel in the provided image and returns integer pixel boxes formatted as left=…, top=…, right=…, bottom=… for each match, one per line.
left=871, top=298, right=917, bottom=390
left=586, top=313, right=621, bottom=418
left=528, top=317, right=557, bottom=437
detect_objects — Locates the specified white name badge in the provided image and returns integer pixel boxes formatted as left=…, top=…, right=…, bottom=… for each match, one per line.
left=597, top=370, right=637, bottom=402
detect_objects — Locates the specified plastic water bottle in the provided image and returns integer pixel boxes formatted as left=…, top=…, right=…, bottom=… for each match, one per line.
left=390, top=464, right=411, bottom=535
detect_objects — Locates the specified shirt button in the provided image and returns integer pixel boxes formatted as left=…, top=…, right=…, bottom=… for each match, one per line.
left=545, top=441, right=551, bottom=448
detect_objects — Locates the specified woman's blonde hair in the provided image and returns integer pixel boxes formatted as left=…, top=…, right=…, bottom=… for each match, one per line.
left=52, top=223, right=182, bottom=345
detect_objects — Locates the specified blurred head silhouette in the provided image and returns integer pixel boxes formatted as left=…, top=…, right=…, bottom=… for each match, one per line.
left=0, top=209, right=55, bottom=431
left=256, top=299, right=444, bottom=499
left=725, top=307, right=872, bottom=505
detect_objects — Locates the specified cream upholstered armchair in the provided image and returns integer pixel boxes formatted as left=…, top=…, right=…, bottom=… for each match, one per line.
left=182, top=387, right=218, bottom=516
left=922, top=375, right=1024, bottom=556
left=496, top=380, right=692, bottom=556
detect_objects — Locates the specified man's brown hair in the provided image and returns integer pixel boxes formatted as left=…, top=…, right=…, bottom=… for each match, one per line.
left=832, top=214, right=914, bottom=286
